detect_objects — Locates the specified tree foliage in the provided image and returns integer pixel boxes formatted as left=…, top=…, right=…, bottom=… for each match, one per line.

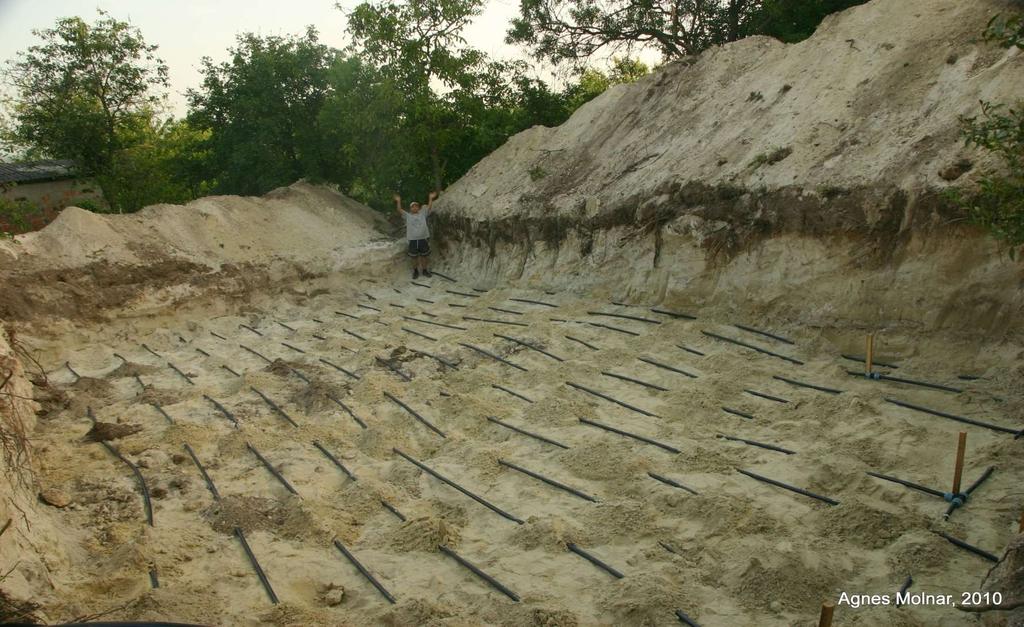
left=187, top=28, right=336, bottom=195
left=2, top=11, right=168, bottom=176
left=507, top=0, right=867, bottom=67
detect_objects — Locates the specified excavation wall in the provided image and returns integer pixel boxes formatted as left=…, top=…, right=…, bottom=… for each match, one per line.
left=433, top=0, right=1024, bottom=339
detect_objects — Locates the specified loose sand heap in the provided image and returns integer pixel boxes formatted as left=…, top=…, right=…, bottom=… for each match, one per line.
left=4, top=276, right=1023, bottom=626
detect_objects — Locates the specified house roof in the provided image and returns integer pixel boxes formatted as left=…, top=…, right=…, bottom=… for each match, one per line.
left=0, top=159, right=78, bottom=184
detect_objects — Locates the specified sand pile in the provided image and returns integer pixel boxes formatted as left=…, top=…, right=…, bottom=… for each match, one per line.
left=433, top=0, right=1024, bottom=337
left=0, top=181, right=399, bottom=323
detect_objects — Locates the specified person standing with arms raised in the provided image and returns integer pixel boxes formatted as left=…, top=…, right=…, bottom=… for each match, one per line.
left=394, top=190, right=438, bottom=279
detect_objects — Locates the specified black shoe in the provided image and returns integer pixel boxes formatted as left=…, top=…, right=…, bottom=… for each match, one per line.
left=423, top=269, right=432, bottom=277
left=413, top=269, right=419, bottom=279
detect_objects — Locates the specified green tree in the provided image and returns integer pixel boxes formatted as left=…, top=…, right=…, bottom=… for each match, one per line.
left=187, top=28, right=335, bottom=195
left=743, top=0, right=868, bottom=43
left=565, top=57, right=650, bottom=110
left=2, top=11, right=168, bottom=177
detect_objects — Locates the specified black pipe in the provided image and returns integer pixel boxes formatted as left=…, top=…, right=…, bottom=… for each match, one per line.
left=239, top=324, right=263, bottom=337
left=566, top=543, right=623, bottom=578
left=344, top=329, right=367, bottom=341
left=235, top=527, right=279, bottom=604
left=142, top=344, right=162, bottom=358
left=210, top=331, right=227, bottom=340
left=463, top=315, right=530, bottom=327
left=935, top=531, right=999, bottom=562
left=717, top=434, right=795, bottom=455
left=417, top=297, right=436, bottom=304
left=149, top=567, right=159, bottom=589
left=733, top=324, right=794, bottom=345
left=736, top=469, right=839, bottom=506
left=311, top=333, right=327, bottom=341
left=588, top=311, right=661, bottom=324
left=459, top=342, right=528, bottom=372
left=446, top=289, right=480, bottom=298
left=167, top=362, right=194, bottom=385
left=957, top=374, right=981, bottom=381
left=865, top=471, right=945, bottom=499
left=601, top=371, right=669, bottom=392
left=675, top=609, right=702, bottom=626
left=376, top=357, right=412, bottom=382
left=659, top=541, right=678, bottom=554
left=509, top=297, right=558, bottom=308
left=945, top=466, right=995, bottom=519
left=638, top=357, right=697, bottom=379
left=203, top=394, right=239, bottom=428
left=566, top=382, right=662, bottom=418
left=356, top=304, right=381, bottom=313
left=744, top=389, right=790, bottom=403
left=438, top=544, right=520, bottom=602
left=650, top=308, right=697, bottom=320
left=448, top=302, right=468, bottom=308
left=432, top=270, right=457, bottom=282
left=841, top=354, right=898, bottom=369
left=327, top=394, right=368, bottom=429
left=221, top=365, right=241, bottom=377
left=488, top=306, right=524, bottom=316
left=773, top=375, right=843, bottom=395
left=312, top=318, right=324, bottom=323
left=251, top=387, right=299, bottom=427
left=334, top=539, right=396, bottom=604
left=281, top=342, right=305, bottom=354
left=499, top=459, right=597, bottom=502
left=277, top=321, right=295, bottom=332
left=313, top=441, right=356, bottom=481
left=579, top=417, right=680, bottom=453
left=492, top=384, right=533, bottom=403
left=150, top=402, right=174, bottom=424
left=494, top=334, right=565, bottom=362
left=411, top=281, right=431, bottom=288
left=389, top=303, right=406, bottom=309
left=410, top=349, right=459, bottom=369
left=195, top=348, right=210, bottom=357
left=383, top=391, right=447, bottom=438
left=134, top=373, right=146, bottom=389
left=380, top=499, right=406, bottom=521
left=486, top=416, right=569, bottom=449
left=246, top=442, right=299, bottom=496
left=99, top=438, right=154, bottom=526
left=721, top=407, right=754, bottom=420
left=565, top=335, right=600, bottom=350
left=401, top=326, right=438, bottom=342
left=884, top=398, right=1020, bottom=435
left=677, top=345, right=705, bottom=356
left=184, top=443, right=220, bottom=500
left=701, top=331, right=804, bottom=365
left=319, top=358, right=360, bottom=380
left=337, top=310, right=361, bottom=319
left=648, top=472, right=699, bottom=495
left=363, top=292, right=377, bottom=301
left=239, top=344, right=273, bottom=364
left=393, top=448, right=524, bottom=524
left=288, top=367, right=310, bottom=384
left=402, top=315, right=467, bottom=330
left=588, top=321, right=640, bottom=336
left=895, top=575, right=913, bottom=607
left=845, top=370, right=962, bottom=394
left=420, top=311, right=438, bottom=319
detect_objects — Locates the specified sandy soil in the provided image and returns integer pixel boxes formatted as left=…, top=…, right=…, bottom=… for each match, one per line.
left=16, top=270, right=1022, bottom=626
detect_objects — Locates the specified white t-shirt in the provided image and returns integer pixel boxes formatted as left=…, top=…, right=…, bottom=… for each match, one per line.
left=403, top=207, right=430, bottom=240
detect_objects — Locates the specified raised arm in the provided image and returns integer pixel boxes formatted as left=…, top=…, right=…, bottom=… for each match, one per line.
left=393, top=194, right=403, bottom=216
left=427, top=190, right=438, bottom=212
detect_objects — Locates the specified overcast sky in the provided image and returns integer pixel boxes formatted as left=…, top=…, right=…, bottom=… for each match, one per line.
left=0, top=0, right=529, bottom=116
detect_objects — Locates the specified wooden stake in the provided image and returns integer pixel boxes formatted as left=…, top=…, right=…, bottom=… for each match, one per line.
left=952, top=432, right=967, bottom=494
left=818, top=600, right=835, bottom=627
left=865, top=333, right=875, bottom=374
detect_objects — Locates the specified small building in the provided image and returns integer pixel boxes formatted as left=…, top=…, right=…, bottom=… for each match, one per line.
left=0, top=159, right=106, bottom=212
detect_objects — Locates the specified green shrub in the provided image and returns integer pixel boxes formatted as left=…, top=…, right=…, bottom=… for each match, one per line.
left=0, top=196, right=41, bottom=234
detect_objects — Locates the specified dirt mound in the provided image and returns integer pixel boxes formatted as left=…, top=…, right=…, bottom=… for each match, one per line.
left=434, top=0, right=1024, bottom=338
